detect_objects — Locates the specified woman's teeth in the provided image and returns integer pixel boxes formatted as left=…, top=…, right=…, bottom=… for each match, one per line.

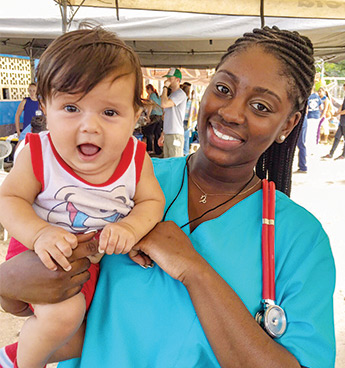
left=212, top=126, right=240, bottom=141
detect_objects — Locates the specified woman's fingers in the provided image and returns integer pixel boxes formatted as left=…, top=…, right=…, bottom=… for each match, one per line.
left=70, top=236, right=99, bottom=262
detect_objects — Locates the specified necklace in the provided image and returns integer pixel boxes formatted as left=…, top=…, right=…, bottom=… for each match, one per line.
left=163, top=154, right=259, bottom=229
left=190, top=173, right=260, bottom=204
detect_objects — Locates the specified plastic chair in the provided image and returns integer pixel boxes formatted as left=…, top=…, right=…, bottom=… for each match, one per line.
left=0, top=141, right=12, bottom=171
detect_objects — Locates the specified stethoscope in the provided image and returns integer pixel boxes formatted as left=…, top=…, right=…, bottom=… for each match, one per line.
left=255, top=179, right=287, bottom=339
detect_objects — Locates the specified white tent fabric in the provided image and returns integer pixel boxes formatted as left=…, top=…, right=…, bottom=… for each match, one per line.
left=70, top=0, right=345, bottom=20
left=1, top=0, right=345, bottom=68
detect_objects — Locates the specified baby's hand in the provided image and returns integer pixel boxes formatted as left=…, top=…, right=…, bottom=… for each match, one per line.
left=33, top=226, right=78, bottom=271
left=99, top=222, right=136, bottom=255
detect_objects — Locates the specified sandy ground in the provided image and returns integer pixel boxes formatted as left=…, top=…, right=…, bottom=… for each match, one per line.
left=0, top=142, right=344, bottom=367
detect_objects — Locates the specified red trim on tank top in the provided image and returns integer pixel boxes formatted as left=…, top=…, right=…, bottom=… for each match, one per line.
left=47, top=133, right=135, bottom=187
left=27, top=133, right=45, bottom=190
left=135, top=141, right=146, bottom=184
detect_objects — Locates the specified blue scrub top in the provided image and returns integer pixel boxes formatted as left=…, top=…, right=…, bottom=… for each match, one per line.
left=59, top=156, right=335, bottom=368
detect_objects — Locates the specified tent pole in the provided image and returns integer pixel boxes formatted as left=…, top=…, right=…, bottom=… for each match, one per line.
left=61, top=0, right=68, bottom=33
left=260, top=0, right=265, bottom=28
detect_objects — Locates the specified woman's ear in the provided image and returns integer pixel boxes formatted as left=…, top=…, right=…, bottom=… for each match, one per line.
left=275, top=111, right=301, bottom=143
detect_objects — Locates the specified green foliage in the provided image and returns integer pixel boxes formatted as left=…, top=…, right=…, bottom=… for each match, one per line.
left=323, top=61, right=345, bottom=78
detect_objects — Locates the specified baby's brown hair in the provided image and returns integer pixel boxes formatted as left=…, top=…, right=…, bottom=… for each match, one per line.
left=36, top=27, right=143, bottom=112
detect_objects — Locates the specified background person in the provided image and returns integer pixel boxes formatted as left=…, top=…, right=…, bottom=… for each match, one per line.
left=0, top=27, right=335, bottom=368
left=296, top=114, right=308, bottom=173
left=305, top=86, right=322, bottom=156
left=13, top=114, right=47, bottom=163
left=159, top=68, right=187, bottom=158
left=181, top=82, right=193, bottom=155
left=14, top=83, right=40, bottom=138
left=322, top=83, right=345, bottom=160
left=317, top=87, right=333, bottom=144
left=143, top=84, right=163, bottom=156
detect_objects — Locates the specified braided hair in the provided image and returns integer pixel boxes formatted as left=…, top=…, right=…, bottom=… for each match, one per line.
left=217, top=26, right=315, bottom=196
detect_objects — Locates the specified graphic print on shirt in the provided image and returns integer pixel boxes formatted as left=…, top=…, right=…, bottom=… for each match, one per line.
left=47, top=185, right=132, bottom=232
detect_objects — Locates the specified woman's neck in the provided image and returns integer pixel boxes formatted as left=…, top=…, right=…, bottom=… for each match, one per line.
left=189, top=151, right=257, bottom=194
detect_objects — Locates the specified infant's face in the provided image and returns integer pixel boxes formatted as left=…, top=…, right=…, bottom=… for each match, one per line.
left=41, top=72, right=141, bottom=184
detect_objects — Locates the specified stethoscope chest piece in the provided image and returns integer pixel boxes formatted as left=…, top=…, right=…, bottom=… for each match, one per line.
left=255, top=302, right=287, bottom=339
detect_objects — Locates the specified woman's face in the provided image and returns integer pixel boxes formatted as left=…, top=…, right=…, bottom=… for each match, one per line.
left=197, top=46, right=301, bottom=168
left=318, top=89, right=325, bottom=97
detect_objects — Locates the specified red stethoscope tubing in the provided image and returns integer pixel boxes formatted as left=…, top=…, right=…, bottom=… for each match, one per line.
left=262, top=179, right=276, bottom=301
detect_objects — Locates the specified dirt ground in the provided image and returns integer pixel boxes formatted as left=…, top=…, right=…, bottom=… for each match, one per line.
left=0, top=142, right=344, bottom=367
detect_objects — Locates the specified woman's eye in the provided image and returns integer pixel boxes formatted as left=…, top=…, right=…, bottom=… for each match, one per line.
left=64, top=105, right=78, bottom=113
left=104, top=109, right=117, bottom=117
left=216, top=84, right=231, bottom=95
left=252, top=102, right=270, bottom=113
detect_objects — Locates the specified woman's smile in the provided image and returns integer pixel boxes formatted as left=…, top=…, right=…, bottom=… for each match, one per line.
left=207, top=121, right=244, bottom=151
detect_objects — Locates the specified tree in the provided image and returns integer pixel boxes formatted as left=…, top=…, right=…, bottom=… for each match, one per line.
left=323, top=61, right=345, bottom=78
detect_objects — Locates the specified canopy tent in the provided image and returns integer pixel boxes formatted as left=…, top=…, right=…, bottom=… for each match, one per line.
left=69, top=0, right=345, bottom=20
left=1, top=0, right=345, bottom=71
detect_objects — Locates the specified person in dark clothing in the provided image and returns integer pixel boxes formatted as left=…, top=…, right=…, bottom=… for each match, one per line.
left=143, top=84, right=163, bottom=155
left=322, top=83, right=345, bottom=160
left=14, top=83, right=40, bottom=138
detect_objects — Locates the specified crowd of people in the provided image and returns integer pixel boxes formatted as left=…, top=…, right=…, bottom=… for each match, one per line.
left=0, top=25, right=339, bottom=368
left=139, top=68, right=200, bottom=159
left=296, top=81, right=345, bottom=173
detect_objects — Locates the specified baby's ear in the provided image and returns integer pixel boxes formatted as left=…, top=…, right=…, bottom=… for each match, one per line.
left=135, top=107, right=143, bottom=121
left=40, top=103, right=46, bottom=116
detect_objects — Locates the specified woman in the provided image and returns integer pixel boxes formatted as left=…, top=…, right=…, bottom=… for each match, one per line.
left=14, top=83, right=40, bottom=139
left=142, top=84, right=163, bottom=155
left=181, top=82, right=193, bottom=155
left=0, top=27, right=335, bottom=368
left=317, top=87, right=333, bottom=144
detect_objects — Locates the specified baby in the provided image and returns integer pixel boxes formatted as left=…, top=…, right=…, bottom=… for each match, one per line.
left=0, top=28, right=165, bottom=368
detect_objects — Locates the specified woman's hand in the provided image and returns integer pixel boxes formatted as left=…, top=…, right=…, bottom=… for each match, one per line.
left=0, top=232, right=98, bottom=306
left=130, top=221, right=207, bottom=283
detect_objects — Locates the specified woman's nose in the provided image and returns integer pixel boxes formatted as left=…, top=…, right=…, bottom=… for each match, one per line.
left=218, top=98, right=246, bottom=125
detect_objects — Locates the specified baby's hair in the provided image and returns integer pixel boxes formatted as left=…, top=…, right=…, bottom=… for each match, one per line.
left=217, top=26, right=315, bottom=195
left=36, top=27, right=143, bottom=111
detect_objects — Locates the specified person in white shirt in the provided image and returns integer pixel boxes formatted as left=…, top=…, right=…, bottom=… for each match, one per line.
left=159, top=68, right=187, bottom=157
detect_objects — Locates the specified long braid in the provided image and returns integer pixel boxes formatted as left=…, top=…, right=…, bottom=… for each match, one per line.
left=217, top=26, right=315, bottom=196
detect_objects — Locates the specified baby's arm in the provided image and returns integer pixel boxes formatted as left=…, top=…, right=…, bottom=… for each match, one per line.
left=99, top=153, right=165, bottom=254
left=0, top=145, right=77, bottom=271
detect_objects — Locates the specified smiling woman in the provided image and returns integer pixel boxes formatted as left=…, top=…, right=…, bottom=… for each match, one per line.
left=0, top=26, right=336, bottom=368
left=196, top=48, right=301, bottom=176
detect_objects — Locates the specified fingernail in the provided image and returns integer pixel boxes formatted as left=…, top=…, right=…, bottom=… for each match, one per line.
left=98, top=247, right=104, bottom=254
left=147, top=263, right=154, bottom=268
left=65, top=265, right=72, bottom=271
left=139, top=264, right=148, bottom=269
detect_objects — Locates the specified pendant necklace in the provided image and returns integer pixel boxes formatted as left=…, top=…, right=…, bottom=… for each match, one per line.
left=163, top=154, right=259, bottom=229
left=190, top=172, right=261, bottom=204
